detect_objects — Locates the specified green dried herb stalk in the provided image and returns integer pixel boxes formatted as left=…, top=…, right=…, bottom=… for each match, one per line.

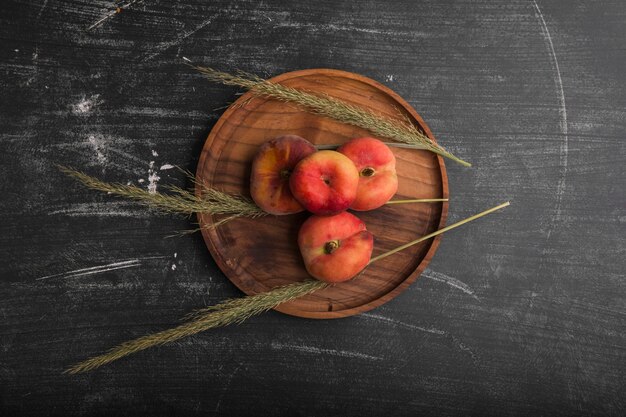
left=185, top=59, right=471, bottom=167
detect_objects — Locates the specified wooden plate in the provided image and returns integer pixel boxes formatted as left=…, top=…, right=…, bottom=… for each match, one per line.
left=196, top=69, right=448, bottom=319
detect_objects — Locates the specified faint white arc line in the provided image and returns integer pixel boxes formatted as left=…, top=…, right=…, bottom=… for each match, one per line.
left=360, top=313, right=446, bottom=335
left=270, top=342, right=383, bottom=361
left=36, top=0, right=49, bottom=20
left=361, top=313, right=479, bottom=365
left=214, top=363, right=243, bottom=413
left=422, top=269, right=480, bottom=301
left=141, top=17, right=216, bottom=62
left=532, top=0, right=568, bottom=231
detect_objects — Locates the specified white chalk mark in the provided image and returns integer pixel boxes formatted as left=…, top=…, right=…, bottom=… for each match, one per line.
left=142, top=17, right=216, bottom=62
left=151, top=149, right=158, bottom=157
left=104, top=146, right=147, bottom=167
left=274, top=22, right=429, bottom=38
left=115, top=106, right=207, bottom=119
left=270, top=342, right=382, bottom=361
left=159, top=164, right=175, bottom=170
left=71, top=94, right=101, bottom=115
left=214, top=363, right=243, bottom=413
left=361, top=313, right=479, bottom=364
left=86, top=0, right=144, bottom=31
left=533, top=0, right=568, bottom=230
left=47, top=201, right=152, bottom=218
left=422, top=269, right=480, bottom=300
left=35, top=257, right=165, bottom=281
left=36, top=0, right=49, bottom=20
left=36, top=261, right=140, bottom=281
left=147, top=161, right=160, bottom=194
left=360, top=313, right=446, bottom=336
left=87, top=10, right=118, bottom=31
left=53, top=135, right=147, bottom=171
left=87, top=134, right=107, bottom=165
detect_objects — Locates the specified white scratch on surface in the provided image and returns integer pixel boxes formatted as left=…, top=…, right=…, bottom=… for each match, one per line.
left=142, top=17, right=216, bottom=62
left=533, top=0, right=568, bottom=229
left=54, top=136, right=147, bottom=172
left=214, top=363, right=243, bottom=413
left=47, top=201, right=152, bottom=218
left=87, top=134, right=107, bottom=165
left=361, top=313, right=446, bottom=335
left=36, top=0, right=49, bottom=20
left=147, top=161, right=160, bottom=194
left=361, top=313, right=479, bottom=365
left=71, top=94, right=101, bottom=115
left=176, top=281, right=210, bottom=295
left=87, top=9, right=118, bottom=31
left=105, top=147, right=147, bottom=167
left=274, top=22, right=429, bottom=38
left=422, top=269, right=480, bottom=300
left=23, top=47, right=40, bottom=86
left=159, top=164, right=175, bottom=170
left=86, top=0, right=144, bottom=31
left=35, top=257, right=165, bottom=281
left=271, top=342, right=382, bottom=361
left=116, top=106, right=207, bottom=119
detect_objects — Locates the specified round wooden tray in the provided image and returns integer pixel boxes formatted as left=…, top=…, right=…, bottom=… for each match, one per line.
left=196, top=69, right=448, bottom=319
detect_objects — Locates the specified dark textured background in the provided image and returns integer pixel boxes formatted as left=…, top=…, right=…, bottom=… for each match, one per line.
left=1, top=0, right=624, bottom=415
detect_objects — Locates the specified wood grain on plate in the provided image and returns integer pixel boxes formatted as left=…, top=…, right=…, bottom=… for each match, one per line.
left=196, top=69, right=448, bottom=318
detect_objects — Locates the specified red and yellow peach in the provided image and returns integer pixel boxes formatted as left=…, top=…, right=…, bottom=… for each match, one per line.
left=337, top=137, right=398, bottom=211
left=289, top=150, right=359, bottom=215
left=298, top=211, right=374, bottom=283
left=250, top=135, right=316, bottom=215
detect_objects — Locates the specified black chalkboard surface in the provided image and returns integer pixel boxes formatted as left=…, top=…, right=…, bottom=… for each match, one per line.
left=0, top=0, right=624, bottom=416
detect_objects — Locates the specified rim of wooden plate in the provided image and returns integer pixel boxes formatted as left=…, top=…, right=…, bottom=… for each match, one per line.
left=195, top=68, right=449, bottom=319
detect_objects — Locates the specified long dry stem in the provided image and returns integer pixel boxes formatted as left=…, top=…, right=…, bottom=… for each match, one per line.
left=65, top=280, right=327, bottom=374
left=315, top=142, right=428, bottom=151
left=185, top=60, right=471, bottom=167
left=66, top=202, right=508, bottom=374
left=369, top=201, right=510, bottom=264
left=58, top=166, right=265, bottom=220
left=385, top=198, right=448, bottom=204
left=60, top=166, right=445, bottom=231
